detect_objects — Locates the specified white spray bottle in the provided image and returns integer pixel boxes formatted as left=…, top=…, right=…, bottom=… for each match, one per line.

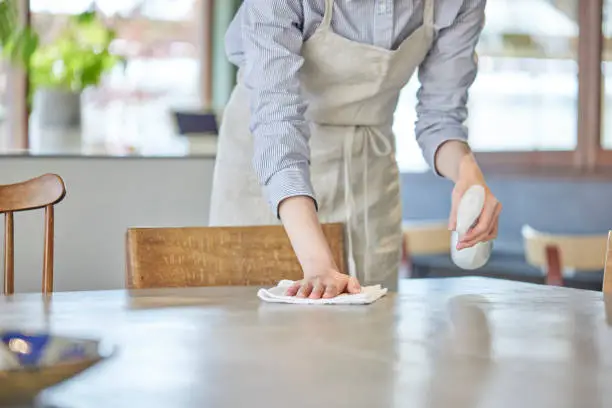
left=450, top=185, right=493, bottom=270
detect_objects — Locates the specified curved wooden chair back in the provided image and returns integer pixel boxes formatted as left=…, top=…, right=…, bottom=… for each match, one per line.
left=0, top=174, right=66, bottom=294
left=403, top=221, right=451, bottom=256
left=125, top=223, right=345, bottom=289
left=521, top=225, right=607, bottom=287
left=401, top=221, right=451, bottom=277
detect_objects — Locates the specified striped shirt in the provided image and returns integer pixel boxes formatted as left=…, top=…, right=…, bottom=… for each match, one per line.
left=225, top=0, right=486, bottom=215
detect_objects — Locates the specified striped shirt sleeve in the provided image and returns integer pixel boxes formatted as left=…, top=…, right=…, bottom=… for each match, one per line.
left=415, top=0, right=486, bottom=175
left=241, top=0, right=317, bottom=217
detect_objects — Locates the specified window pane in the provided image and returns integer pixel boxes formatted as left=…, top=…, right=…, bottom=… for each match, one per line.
left=29, top=0, right=202, bottom=155
left=395, top=0, right=579, bottom=172
left=601, top=0, right=612, bottom=149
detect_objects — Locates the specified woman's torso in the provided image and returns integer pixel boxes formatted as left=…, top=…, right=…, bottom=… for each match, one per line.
left=225, top=0, right=466, bottom=67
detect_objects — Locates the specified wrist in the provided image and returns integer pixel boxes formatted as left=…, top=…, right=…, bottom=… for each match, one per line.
left=278, top=195, right=337, bottom=277
left=434, top=140, right=472, bottom=182
left=457, top=154, right=484, bottom=184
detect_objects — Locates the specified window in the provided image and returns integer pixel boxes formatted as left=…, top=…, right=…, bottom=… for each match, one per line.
left=394, top=76, right=428, bottom=172
left=469, top=0, right=578, bottom=152
left=0, top=61, right=7, bottom=150
left=3, top=0, right=610, bottom=174
left=396, top=0, right=610, bottom=175
left=27, top=0, right=204, bottom=155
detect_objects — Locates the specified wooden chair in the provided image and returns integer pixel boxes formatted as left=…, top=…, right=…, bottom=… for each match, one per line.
left=521, top=225, right=607, bottom=288
left=0, top=174, right=66, bottom=294
left=125, top=223, right=345, bottom=289
left=402, top=221, right=451, bottom=278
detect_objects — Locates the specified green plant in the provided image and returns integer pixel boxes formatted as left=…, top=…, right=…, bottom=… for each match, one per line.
left=0, top=0, right=38, bottom=66
left=30, top=11, right=121, bottom=92
left=0, top=1, right=121, bottom=106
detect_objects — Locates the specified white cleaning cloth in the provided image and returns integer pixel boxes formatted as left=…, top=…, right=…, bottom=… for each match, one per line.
left=257, top=280, right=388, bottom=305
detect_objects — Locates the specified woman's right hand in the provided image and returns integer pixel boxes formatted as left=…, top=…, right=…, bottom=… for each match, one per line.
left=278, top=195, right=362, bottom=299
left=285, top=269, right=361, bottom=299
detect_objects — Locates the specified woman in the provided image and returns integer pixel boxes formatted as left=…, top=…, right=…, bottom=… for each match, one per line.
left=209, top=0, right=501, bottom=298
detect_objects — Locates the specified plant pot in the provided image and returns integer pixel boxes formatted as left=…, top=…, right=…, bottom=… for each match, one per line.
left=33, top=89, right=82, bottom=129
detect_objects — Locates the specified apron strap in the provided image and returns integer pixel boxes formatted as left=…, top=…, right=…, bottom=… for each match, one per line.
left=322, top=0, right=334, bottom=29
left=424, top=0, right=435, bottom=27
left=343, top=126, right=393, bottom=281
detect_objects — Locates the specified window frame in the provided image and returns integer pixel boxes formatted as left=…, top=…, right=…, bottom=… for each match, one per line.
left=199, top=0, right=214, bottom=110
left=5, top=0, right=29, bottom=151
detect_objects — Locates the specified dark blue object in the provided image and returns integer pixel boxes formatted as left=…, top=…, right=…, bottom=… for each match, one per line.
left=174, top=111, right=218, bottom=135
left=1, top=332, right=50, bottom=366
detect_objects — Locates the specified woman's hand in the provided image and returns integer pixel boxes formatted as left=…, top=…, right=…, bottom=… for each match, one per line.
left=434, top=141, right=501, bottom=250
left=285, top=269, right=361, bottom=298
left=278, top=195, right=362, bottom=298
left=448, top=170, right=501, bottom=250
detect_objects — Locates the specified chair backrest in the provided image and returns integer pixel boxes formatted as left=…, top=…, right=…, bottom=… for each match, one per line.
left=604, top=231, right=612, bottom=293
left=403, top=221, right=451, bottom=256
left=0, top=174, right=66, bottom=294
left=125, top=223, right=345, bottom=289
left=522, top=225, right=607, bottom=271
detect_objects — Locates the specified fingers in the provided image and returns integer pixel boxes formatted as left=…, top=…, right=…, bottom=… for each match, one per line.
left=296, top=281, right=313, bottom=298
left=484, top=215, right=499, bottom=241
left=284, top=279, right=327, bottom=299
left=309, top=281, right=325, bottom=299
left=462, top=199, right=496, bottom=241
left=323, top=284, right=340, bottom=299
left=289, top=279, right=337, bottom=299
left=285, top=274, right=362, bottom=299
left=347, top=277, right=361, bottom=294
left=459, top=201, right=502, bottom=249
left=285, top=280, right=302, bottom=296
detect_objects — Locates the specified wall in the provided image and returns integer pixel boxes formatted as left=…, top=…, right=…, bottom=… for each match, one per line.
left=0, top=158, right=214, bottom=293
left=2, top=157, right=611, bottom=293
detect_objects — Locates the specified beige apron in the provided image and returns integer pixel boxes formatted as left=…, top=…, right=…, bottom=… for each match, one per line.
left=209, top=0, right=435, bottom=291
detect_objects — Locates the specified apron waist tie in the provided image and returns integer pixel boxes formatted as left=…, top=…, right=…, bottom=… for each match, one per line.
left=343, top=126, right=393, bottom=279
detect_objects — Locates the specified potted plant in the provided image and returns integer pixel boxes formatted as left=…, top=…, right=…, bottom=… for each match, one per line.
left=0, top=2, right=121, bottom=129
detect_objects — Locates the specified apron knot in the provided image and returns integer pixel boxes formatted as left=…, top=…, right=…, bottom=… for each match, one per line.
left=363, top=126, right=393, bottom=157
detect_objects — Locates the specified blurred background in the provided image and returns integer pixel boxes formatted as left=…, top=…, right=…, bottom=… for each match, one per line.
left=0, top=0, right=611, bottom=292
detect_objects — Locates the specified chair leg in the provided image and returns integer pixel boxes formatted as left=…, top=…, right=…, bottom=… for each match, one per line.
left=400, top=234, right=413, bottom=278
left=604, top=231, right=612, bottom=293
left=545, top=245, right=563, bottom=286
left=42, top=205, right=54, bottom=294
left=4, top=212, right=14, bottom=295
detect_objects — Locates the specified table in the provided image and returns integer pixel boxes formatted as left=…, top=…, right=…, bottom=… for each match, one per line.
left=1, top=277, right=611, bottom=408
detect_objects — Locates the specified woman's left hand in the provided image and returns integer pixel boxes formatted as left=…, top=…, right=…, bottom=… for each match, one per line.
left=448, top=164, right=501, bottom=250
